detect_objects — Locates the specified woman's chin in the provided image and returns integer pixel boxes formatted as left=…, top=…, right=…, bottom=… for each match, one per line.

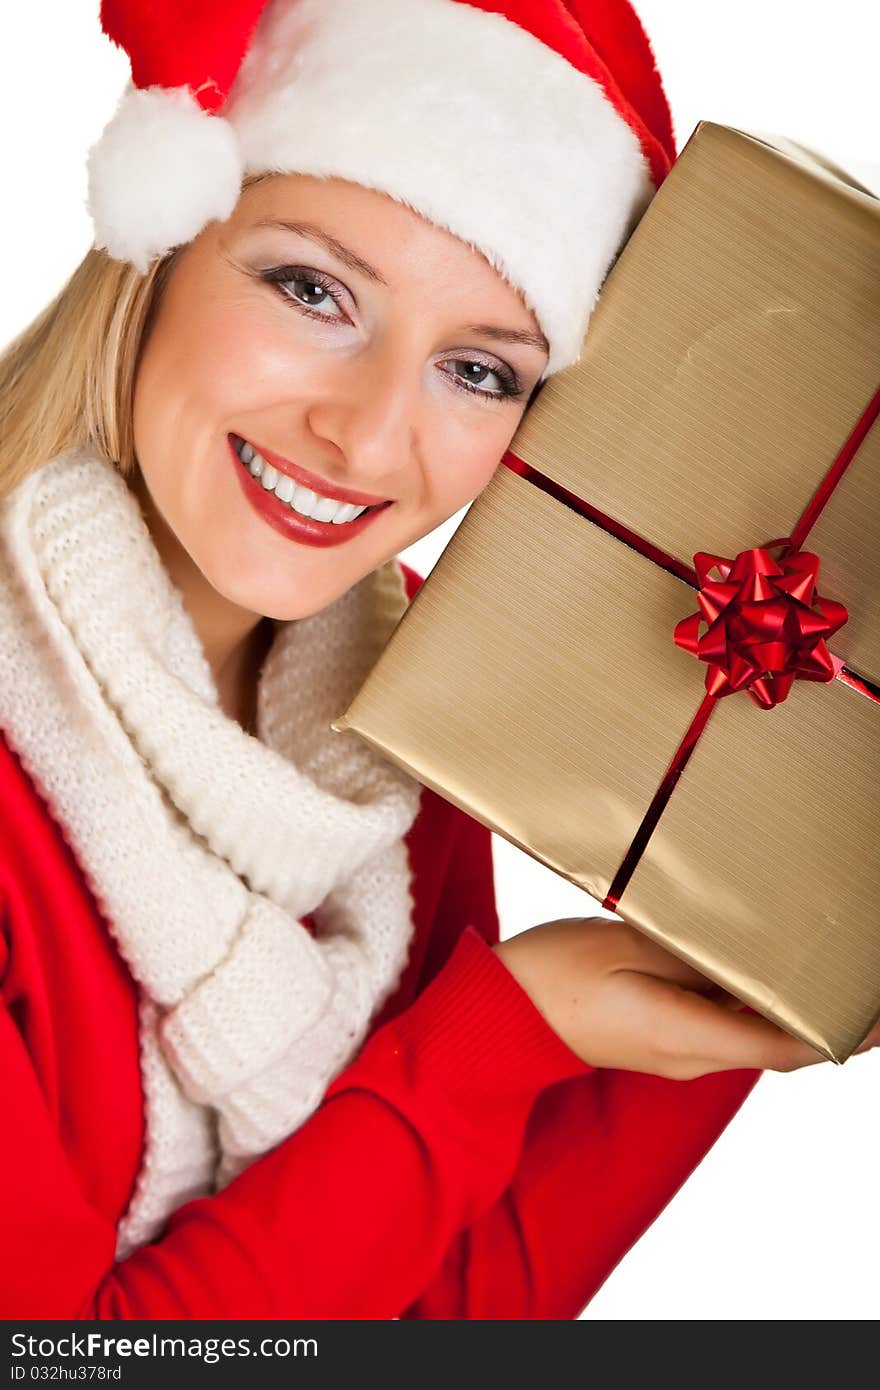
left=201, top=561, right=355, bottom=625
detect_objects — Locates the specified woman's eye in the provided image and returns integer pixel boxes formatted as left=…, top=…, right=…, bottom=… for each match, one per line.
left=442, top=358, right=521, bottom=402
left=263, top=267, right=349, bottom=320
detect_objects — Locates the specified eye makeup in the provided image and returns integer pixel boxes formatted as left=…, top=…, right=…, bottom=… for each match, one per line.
left=254, top=260, right=530, bottom=403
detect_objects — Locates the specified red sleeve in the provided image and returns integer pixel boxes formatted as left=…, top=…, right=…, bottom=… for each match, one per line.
left=400, top=811, right=762, bottom=1319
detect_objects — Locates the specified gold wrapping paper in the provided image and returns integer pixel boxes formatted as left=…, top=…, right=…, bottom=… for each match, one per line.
left=332, top=122, right=880, bottom=1063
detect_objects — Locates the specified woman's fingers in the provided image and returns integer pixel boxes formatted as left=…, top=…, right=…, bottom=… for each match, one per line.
left=604, top=924, right=880, bottom=1072
left=510, top=918, right=880, bottom=1078
left=678, top=994, right=880, bottom=1073
left=615, top=970, right=859, bottom=1077
left=679, top=996, right=831, bottom=1074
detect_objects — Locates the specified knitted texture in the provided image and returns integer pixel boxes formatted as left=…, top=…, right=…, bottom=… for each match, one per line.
left=0, top=447, right=423, bottom=1255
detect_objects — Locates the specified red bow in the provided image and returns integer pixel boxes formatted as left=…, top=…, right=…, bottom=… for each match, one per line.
left=673, top=548, right=849, bottom=709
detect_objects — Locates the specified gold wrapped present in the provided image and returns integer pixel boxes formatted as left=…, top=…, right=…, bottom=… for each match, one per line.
left=332, top=122, right=880, bottom=1063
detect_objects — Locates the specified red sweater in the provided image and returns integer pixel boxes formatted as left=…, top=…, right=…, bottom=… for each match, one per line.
left=0, top=562, right=760, bottom=1319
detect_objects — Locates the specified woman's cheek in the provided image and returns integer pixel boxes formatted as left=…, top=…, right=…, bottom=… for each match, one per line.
left=194, top=314, right=308, bottom=411
left=457, top=429, right=514, bottom=506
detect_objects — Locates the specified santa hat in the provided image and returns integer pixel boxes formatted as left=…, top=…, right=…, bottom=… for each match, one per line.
left=86, top=0, right=676, bottom=376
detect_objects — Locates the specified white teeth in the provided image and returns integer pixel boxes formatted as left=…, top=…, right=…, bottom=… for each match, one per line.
left=234, top=436, right=376, bottom=524
left=311, top=493, right=344, bottom=523
left=291, top=484, right=319, bottom=518
left=331, top=502, right=362, bottom=525
left=287, top=489, right=368, bottom=524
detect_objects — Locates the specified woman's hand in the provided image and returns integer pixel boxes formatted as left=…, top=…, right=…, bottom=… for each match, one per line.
left=493, top=917, right=880, bottom=1079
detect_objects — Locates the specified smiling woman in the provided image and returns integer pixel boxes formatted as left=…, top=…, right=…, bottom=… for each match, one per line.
left=0, top=0, right=800, bottom=1325
left=128, top=174, right=551, bottom=675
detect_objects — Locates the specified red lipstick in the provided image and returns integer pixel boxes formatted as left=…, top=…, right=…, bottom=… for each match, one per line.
left=229, top=435, right=391, bottom=549
left=234, top=433, right=390, bottom=507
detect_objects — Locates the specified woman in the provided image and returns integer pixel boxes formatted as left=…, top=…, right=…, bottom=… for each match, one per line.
left=1, top=0, right=875, bottom=1319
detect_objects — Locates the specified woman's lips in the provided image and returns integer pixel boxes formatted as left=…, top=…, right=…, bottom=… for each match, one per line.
left=232, top=432, right=390, bottom=507
left=229, top=435, right=391, bottom=549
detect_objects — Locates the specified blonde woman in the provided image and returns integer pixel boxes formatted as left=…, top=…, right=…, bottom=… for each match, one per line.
left=2, top=0, right=873, bottom=1319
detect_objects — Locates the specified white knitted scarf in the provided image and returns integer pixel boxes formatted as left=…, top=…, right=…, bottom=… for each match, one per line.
left=0, top=447, right=423, bottom=1257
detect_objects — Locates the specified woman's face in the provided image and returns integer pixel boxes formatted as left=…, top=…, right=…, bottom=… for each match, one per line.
left=131, top=172, right=549, bottom=623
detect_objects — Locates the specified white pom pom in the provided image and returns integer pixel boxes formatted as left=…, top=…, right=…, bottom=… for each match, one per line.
left=86, top=84, right=244, bottom=274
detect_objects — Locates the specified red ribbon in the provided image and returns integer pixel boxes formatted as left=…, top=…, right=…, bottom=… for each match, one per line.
left=672, top=547, right=849, bottom=709
left=503, top=378, right=880, bottom=911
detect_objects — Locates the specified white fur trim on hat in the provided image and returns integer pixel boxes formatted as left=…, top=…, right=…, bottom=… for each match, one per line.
left=87, top=0, right=655, bottom=373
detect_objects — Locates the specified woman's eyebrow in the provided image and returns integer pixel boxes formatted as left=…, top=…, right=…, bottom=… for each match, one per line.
left=251, top=218, right=389, bottom=285
left=461, top=323, right=549, bottom=355
left=251, top=217, right=549, bottom=355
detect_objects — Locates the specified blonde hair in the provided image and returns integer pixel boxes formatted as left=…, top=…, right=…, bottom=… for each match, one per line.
left=0, top=173, right=270, bottom=502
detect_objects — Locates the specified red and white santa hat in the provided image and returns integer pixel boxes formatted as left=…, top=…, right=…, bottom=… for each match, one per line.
left=86, top=0, right=676, bottom=376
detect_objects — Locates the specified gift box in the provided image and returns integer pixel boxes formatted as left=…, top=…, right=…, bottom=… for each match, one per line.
left=331, top=122, right=880, bottom=1064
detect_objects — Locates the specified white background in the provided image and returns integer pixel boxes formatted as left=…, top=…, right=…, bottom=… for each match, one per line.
left=2, top=3, right=877, bottom=1320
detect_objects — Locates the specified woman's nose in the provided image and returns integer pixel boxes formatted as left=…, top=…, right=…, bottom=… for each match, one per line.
left=306, top=342, right=421, bottom=491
